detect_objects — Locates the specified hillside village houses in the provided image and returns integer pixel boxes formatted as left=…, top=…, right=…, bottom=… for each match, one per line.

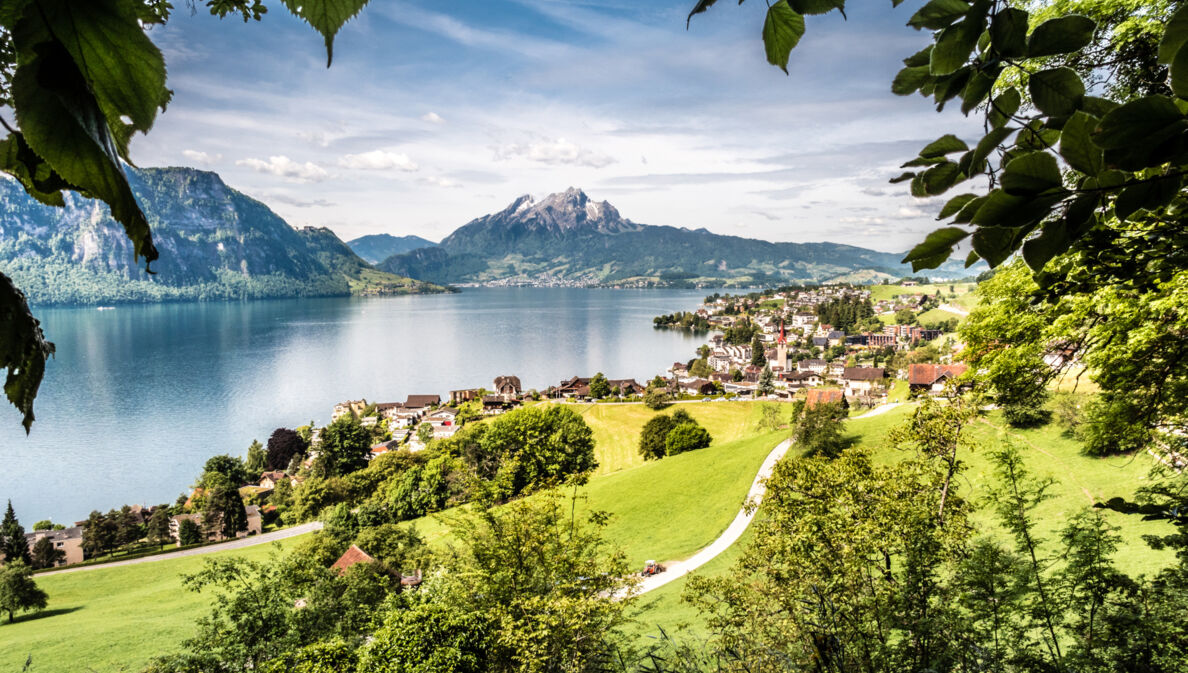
left=169, top=505, right=263, bottom=546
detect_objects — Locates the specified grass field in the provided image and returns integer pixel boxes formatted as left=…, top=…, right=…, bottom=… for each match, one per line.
left=624, top=403, right=1176, bottom=643
left=917, top=306, right=967, bottom=324
left=4, top=402, right=788, bottom=673
left=0, top=536, right=308, bottom=673
left=869, top=282, right=976, bottom=301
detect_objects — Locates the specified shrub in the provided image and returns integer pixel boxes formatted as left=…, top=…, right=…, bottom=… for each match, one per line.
left=666, top=422, right=712, bottom=455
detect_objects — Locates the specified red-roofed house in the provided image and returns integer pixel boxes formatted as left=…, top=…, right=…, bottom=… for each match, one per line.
left=907, top=363, right=969, bottom=393
left=805, top=388, right=848, bottom=410
left=331, top=544, right=375, bottom=575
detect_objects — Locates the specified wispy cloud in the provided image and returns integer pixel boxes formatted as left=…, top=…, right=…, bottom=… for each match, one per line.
left=493, top=138, right=616, bottom=169
left=236, top=156, right=329, bottom=183
left=421, top=112, right=445, bottom=124
left=337, top=150, right=419, bottom=172
left=182, top=150, right=222, bottom=166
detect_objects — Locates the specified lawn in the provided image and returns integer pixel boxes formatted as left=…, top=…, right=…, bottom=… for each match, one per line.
left=0, top=536, right=309, bottom=673
left=869, top=282, right=976, bottom=301
left=623, top=403, right=1177, bottom=646
left=917, top=306, right=966, bottom=323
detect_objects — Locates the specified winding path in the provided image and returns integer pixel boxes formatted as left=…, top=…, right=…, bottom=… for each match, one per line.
left=633, top=402, right=905, bottom=595
left=37, top=521, right=324, bottom=577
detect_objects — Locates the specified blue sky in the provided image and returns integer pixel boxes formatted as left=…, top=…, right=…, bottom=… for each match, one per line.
left=132, top=0, right=982, bottom=252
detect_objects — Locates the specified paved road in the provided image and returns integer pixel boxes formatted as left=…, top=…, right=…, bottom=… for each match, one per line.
left=38, top=521, right=323, bottom=577
left=632, top=401, right=905, bottom=595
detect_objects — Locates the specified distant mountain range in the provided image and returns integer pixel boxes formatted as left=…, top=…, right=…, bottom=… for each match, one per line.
left=346, top=233, right=437, bottom=264
left=368, top=188, right=977, bottom=287
left=0, top=168, right=445, bottom=305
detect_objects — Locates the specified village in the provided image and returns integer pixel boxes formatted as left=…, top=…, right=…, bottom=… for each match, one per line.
left=8, top=282, right=976, bottom=571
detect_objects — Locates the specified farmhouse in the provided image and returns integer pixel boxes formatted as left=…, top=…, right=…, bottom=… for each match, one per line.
left=908, top=363, right=969, bottom=393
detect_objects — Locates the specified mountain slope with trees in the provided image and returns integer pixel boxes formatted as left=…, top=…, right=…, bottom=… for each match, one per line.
left=378, top=188, right=977, bottom=286
left=344, top=234, right=436, bottom=264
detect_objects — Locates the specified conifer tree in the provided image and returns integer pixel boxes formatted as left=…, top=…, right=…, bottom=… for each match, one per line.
left=0, top=501, right=31, bottom=566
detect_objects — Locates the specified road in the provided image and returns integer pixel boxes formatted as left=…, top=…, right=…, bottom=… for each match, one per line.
left=38, top=521, right=323, bottom=577
left=632, top=401, right=904, bottom=595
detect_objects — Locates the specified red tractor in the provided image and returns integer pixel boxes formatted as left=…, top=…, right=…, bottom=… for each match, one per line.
left=641, top=560, right=665, bottom=577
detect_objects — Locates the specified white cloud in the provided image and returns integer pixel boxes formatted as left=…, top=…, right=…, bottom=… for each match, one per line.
left=423, top=176, right=461, bottom=188
left=421, top=112, right=445, bottom=124
left=337, top=150, right=419, bottom=172
left=182, top=149, right=222, bottom=166
left=494, top=138, right=616, bottom=168
left=236, top=156, right=329, bottom=183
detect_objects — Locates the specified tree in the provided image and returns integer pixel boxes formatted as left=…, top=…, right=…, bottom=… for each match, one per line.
left=638, top=414, right=679, bottom=460
left=756, top=402, right=782, bottom=432
left=791, top=401, right=849, bottom=459
left=757, top=364, right=775, bottom=396
left=750, top=336, right=766, bottom=367
left=177, top=518, right=202, bottom=546
left=588, top=372, right=610, bottom=399
left=0, top=501, right=31, bottom=566
left=266, top=428, right=308, bottom=471
left=689, top=358, right=712, bottom=378
left=203, top=474, right=248, bottom=540
left=666, top=422, right=712, bottom=455
left=201, top=454, right=250, bottom=488
left=643, top=386, right=669, bottom=410
left=416, top=422, right=434, bottom=446
left=245, top=440, right=266, bottom=476
left=146, top=507, right=173, bottom=545
left=472, top=405, right=596, bottom=498
left=0, top=561, right=46, bottom=623
left=29, top=536, right=63, bottom=569
left=359, top=601, right=492, bottom=673
left=895, top=308, right=917, bottom=325
left=113, top=505, right=142, bottom=549
left=731, top=368, right=743, bottom=382
left=81, top=510, right=115, bottom=558
left=31, top=520, right=51, bottom=531
left=319, top=416, right=372, bottom=477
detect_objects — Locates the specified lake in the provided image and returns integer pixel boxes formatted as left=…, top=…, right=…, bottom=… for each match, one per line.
left=0, top=289, right=711, bottom=524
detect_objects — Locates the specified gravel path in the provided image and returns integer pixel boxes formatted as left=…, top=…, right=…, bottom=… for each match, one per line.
left=632, top=401, right=905, bottom=595
left=37, top=521, right=324, bottom=577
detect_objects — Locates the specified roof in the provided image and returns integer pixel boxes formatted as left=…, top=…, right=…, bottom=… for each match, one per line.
left=244, top=505, right=261, bottom=519
left=805, top=388, right=845, bottom=408
left=908, top=363, right=969, bottom=385
left=260, top=470, right=287, bottom=481
left=798, top=359, right=827, bottom=367
left=843, top=367, right=885, bottom=381
left=405, top=394, right=441, bottom=408
left=494, top=375, right=522, bottom=389
left=827, top=330, right=845, bottom=339
left=26, top=526, right=83, bottom=542
left=330, top=544, right=375, bottom=575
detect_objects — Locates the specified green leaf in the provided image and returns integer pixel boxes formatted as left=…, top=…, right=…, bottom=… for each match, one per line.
left=1021, top=220, right=1071, bottom=271
left=1026, top=15, right=1096, bottom=58
left=0, top=132, right=73, bottom=207
left=903, top=45, right=933, bottom=67
left=1028, top=67, right=1084, bottom=117
left=938, top=193, right=978, bottom=219
left=1114, top=175, right=1183, bottom=221
left=931, top=20, right=980, bottom=75
left=953, top=194, right=987, bottom=223
left=1081, top=96, right=1119, bottom=118
left=0, top=272, right=54, bottom=432
left=971, top=189, right=1061, bottom=228
left=921, top=162, right=963, bottom=195
left=762, top=0, right=806, bottom=74
left=1000, top=151, right=1062, bottom=195
left=902, top=226, right=970, bottom=270
left=1158, top=2, right=1188, bottom=64
left=902, top=156, right=948, bottom=168
left=281, top=0, right=371, bottom=67
left=1172, top=42, right=1188, bottom=100
left=907, top=0, right=969, bottom=30
left=1094, top=95, right=1186, bottom=149
left=892, top=66, right=931, bottom=95
left=1059, top=111, right=1102, bottom=175
left=890, top=172, right=916, bottom=184
left=967, top=126, right=1014, bottom=174
left=1064, top=192, right=1099, bottom=235
left=989, top=7, right=1028, bottom=58
left=964, top=250, right=981, bottom=267
left=988, top=87, right=1021, bottom=128
left=931, top=68, right=972, bottom=109
left=1016, top=121, right=1061, bottom=151
left=971, top=226, right=1018, bottom=266
left=790, top=0, right=845, bottom=17
left=961, top=68, right=1000, bottom=115
left=17, top=0, right=170, bottom=141
left=10, top=41, right=158, bottom=267
left=920, top=134, right=969, bottom=157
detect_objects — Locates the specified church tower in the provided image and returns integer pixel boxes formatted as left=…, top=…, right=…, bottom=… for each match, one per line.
left=776, top=319, right=788, bottom=371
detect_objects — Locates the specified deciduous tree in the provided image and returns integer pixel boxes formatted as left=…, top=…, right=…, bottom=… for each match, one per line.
left=0, top=560, right=46, bottom=623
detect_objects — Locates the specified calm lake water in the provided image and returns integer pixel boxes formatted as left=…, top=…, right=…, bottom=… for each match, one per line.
left=0, top=288, right=711, bottom=524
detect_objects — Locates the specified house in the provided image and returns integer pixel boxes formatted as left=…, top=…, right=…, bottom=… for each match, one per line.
left=169, top=504, right=263, bottom=546
left=493, top=375, right=522, bottom=398
left=805, top=388, right=848, bottom=409
left=482, top=395, right=518, bottom=414
left=554, top=376, right=591, bottom=398
left=865, top=332, right=896, bottom=348
left=797, top=359, right=828, bottom=374
left=908, top=363, right=970, bottom=393
left=681, top=379, right=717, bottom=395
left=331, top=544, right=375, bottom=575
left=811, top=335, right=829, bottom=348
left=608, top=379, right=645, bottom=396
left=843, top=367, right=885, bottom=394
left=668, top=362, right=689, bottom=378
left=369, top=439, right=402, bottom=458
left=909, top=327, right=943, bottom=344
left=259, top=471, right=287, bottom=489
left=24, top=526, right=84, bottom=566
left=784, top=371, right=823, bottom=388
left=404, top=394, right=441, bottom=410
left=449, top=389, right=483, bottom=405
left=331, top=399, right=367, bottom=422
left=826, top=330, right=846, bottom=346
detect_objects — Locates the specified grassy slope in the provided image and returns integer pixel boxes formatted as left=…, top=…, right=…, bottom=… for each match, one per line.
left=626, top=403, right=1176, bottom=641
left=6, top=403, right=786, bottom=673
left=0, top=537, right=307, bottom=673
left=869, top=282, right=975, bottom=301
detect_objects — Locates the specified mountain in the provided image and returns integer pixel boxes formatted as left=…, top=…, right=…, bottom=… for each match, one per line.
left=0, top=167, right=446, bottom=305
left=378, top=187, right=978, bottom=286
left=346, top=233, right=437, bottom=264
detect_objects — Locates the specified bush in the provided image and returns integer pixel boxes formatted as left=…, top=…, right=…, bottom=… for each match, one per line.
left=1003, top=403, right=1052, bottom=429
left=643, top=387, right=669, bottom=410
left=666, top=422, right=712, bottom=455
